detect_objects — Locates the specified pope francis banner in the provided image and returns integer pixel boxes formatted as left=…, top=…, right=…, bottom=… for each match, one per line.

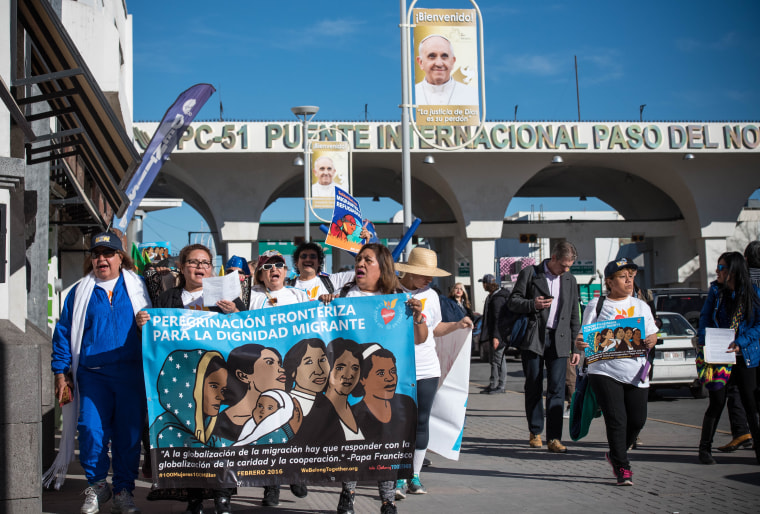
left=143, top=295, right=417, bottom=489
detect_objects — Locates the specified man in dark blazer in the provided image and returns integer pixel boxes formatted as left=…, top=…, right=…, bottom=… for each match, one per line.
left=507, top=241, right=581, bottom=453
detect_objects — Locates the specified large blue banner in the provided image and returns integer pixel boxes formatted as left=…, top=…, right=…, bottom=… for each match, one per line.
left=114, top=83, right=215, bottom=232
left=143, top=294, right=417, bottom=488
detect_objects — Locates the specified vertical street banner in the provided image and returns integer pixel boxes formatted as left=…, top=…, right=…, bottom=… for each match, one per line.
left=325, top=187, right=366, bottom=253
left=113, top=84, right=216, bottom=232
left=310, top=141, right=350, bottom=209
left=428, top=328, right=471, bottom=460
left=143, top=294, right=417, bottom=489
left=413, top=9, right=479, bottom=126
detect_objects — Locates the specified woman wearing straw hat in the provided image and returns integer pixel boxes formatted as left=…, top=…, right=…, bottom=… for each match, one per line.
left=394, top=247, right=473, bottom=499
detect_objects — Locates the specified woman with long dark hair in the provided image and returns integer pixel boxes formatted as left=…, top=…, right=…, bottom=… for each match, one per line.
left=697, top=251, right=760, bottom=465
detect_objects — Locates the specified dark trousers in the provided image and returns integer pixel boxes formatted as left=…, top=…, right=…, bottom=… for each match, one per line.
left=521, top=330, right=567, bottom=440
left=488, top=341, right=507, bottom=390
left=704, top=358, right=759, bottom=442
left=589, top=374, right=648, bottom=470
left=416, top=377, right=439, bottom=449
left=726, top=381, right=750, bottom=437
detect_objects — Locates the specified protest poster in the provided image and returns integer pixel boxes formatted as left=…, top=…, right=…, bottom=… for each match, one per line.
left=311, top=141, right=350, bottom=209
left=428, top=328, right=471, bottom=460
left=582, top=317, right=647, bottom=364
left=325, top=187, right=367, bottom=253
left=413, top=8, right=479, bottom=126
left=142, top=294, right=417, bottom=489
left=138, top=241, right=171, bottom=264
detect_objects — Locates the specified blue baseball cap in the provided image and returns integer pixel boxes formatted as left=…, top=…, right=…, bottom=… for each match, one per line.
left=90, top=231, right=123, bottom=252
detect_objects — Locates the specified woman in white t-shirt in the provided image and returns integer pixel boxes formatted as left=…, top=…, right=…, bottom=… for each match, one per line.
left=247, top=249, right=310, bottom=506
left=394, top=248, right=472, bottom=499
left=575, top=258, right=657, bottom=487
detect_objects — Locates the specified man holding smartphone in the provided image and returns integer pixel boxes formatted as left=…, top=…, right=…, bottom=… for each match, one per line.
left=507, top=241, right=581, bottom=454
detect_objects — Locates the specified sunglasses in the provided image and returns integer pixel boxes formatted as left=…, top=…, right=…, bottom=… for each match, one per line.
left=259, top=262, right=286, bottom=271
left=90, top=249, right=116, bottom=259
left=716, top=264, right=726, bottom=271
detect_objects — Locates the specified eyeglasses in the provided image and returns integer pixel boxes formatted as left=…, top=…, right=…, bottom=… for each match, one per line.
left=299, top=253, right=318, bottom=260
left=186, top=259, right=212, bottom=268
left=717, top=264, right=726, bottom=272
left=259, top=262, right=286, bottom=271
left=90, top=249, right=116, bottom=259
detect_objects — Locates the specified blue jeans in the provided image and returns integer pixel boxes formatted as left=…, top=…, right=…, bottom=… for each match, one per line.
left=520, top=330, right=567, bottom=441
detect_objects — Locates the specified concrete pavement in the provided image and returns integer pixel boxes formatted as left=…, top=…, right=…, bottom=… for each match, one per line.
left=43, top=363, right=760, bottom=513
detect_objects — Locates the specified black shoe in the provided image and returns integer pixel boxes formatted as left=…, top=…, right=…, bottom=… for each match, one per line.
left=380, top=501, right=398, bottom=514
left=183, top=499, right=204, bottom=514
left=262, top=486, right=280, bottom=507
left=213, top=493, right=232, bottom=514
left=488, top=388, right=506, bottom=394
left=337, top=489, right=355, bottom=514
left=290, top=483, right=308, bottom=498
left=699, top=444, right=716, bottom=465
left=479, top=387, right=493, bottom=394
left=422, top=457, right=431, bottom=467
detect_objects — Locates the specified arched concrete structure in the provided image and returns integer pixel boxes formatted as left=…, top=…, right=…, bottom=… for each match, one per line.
left=136, top=120, right=760, bottom=309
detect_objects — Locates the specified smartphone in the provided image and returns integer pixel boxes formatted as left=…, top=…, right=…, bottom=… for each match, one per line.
left=544, top=295, right=554, bottom=299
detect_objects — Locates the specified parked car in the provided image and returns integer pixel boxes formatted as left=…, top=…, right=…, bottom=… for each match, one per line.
left=649, top=311, right=705, bottom=398
left=650, top=288, right=707, bottom=329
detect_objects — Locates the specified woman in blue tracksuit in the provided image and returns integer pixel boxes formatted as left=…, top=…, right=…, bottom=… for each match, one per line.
left=48, top=232, right=151, bottom=514
left=697, top=251, right=760, bottom=465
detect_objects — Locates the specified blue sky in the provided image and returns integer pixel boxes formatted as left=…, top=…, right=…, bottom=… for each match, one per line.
left=127, top=0, right=760, bottom=251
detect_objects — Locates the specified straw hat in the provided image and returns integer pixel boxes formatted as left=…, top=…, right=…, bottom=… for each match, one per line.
left=395, top=247, right=451, bottom=277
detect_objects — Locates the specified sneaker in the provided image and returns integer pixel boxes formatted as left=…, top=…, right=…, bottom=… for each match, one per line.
left=529, top=433, right=542, bottom=448
left=616, top=467, right=633, bottom=486
left=563, top=403, right=571, bottom=418
left=407, top=476, right=427, bottom=494
left=380, top=501, right=398, bottom=514
left=394, top=479, right=407, bottom=500
left=182, top=499, right=204, bottom=514
left=290, top=483, right=308, bottom=498
left=605, top=452, right=618, bottom=477
left=262, top=486, right=280, bottom=507
left=111, top=490, right=140, bottom=514
left=547, top=439, right=567, bottom=454
left=213, top=492, right=231, bottom=514
left=337, top=488, right=355, bottom=514
left=81, top=480, right=111, bottom=514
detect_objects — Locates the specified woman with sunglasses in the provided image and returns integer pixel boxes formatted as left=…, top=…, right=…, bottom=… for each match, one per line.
left=247, top=250, right=311, bottom=507
left=152, top=243, right=245, bottom=514
left=697, top=252, right=760, bottom=465
left=48, top=232, right=151, bottom=514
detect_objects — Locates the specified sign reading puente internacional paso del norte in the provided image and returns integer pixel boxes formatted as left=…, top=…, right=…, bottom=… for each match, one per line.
left=133, top=121, right=760, bottom=154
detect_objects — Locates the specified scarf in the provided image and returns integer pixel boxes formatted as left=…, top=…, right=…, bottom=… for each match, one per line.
left=42, top=269, right=151, bottom=489
left=696, top=296, right=742, bottom=391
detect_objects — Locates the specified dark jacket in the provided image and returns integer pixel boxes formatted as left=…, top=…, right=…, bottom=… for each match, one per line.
left=155, top=286, right=247, bottom=312
left=697, top=281, right=760, bottom=368
left=479, top=288, right=509, bottom=345
left=506, top=261, right=581, bottom=357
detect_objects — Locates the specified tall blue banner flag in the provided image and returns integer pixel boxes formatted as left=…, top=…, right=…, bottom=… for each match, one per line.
left=113, top=83, right=216, bottom=232
left=143, top=295, right=417, bottom=489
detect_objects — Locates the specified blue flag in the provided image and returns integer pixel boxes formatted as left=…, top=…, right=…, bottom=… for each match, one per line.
left=113, top=83, right=215, bottom=232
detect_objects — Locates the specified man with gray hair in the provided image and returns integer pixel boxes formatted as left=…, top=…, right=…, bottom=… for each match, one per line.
left=414, top=34, right=479, bottom=106
left=507, top=241, right=581, bottom=454
left=312, top=155, right=338, bottom=198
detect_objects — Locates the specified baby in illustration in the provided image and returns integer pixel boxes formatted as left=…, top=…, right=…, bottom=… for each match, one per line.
left=234, top=389, right=302, bottom=446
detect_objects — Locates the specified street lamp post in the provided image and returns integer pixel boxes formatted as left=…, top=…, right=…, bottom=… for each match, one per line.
left=291, top=105, right=319, bottom=242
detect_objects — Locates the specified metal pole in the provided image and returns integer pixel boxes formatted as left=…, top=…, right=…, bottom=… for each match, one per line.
left=302, top=118, right=310, bottom=242
left=400, top=0, right=412, bottom=259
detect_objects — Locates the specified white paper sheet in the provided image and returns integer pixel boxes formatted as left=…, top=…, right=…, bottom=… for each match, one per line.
left=704, top=327, right=737, bottom=364
left=202, top=271, right=240, bottom=307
